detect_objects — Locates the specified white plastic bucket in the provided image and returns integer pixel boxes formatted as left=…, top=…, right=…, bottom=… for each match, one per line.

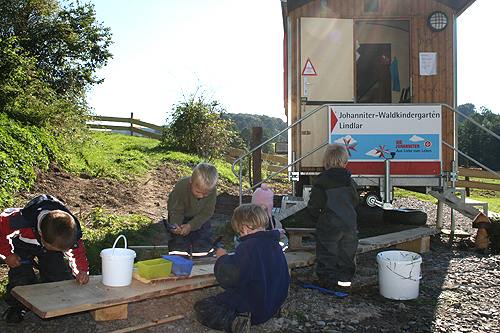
left=100, top=235, right=136, bottom=287
left=377, top=250, right=422, bottom=300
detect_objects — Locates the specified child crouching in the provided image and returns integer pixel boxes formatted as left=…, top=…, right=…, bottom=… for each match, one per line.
left=194, top=203, right=291, bottom=332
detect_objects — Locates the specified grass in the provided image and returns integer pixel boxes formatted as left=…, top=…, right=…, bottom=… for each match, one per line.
left=0, top=131, right=244, bottom=299
left=395, top=179, right=500, bottom=214
left=394, top=188, right=437, bottom=203
left=67, top=131, right=240, bottom=184
left=71, top=132, right=250, bottom=274
left=3, top=130, right=500, bottom=299
left=81, top=208, right=157, bottom=275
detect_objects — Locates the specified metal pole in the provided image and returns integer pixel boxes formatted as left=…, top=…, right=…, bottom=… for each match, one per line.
left=292, top=151, right=296, bottom=197
left=130, top=112, right=134, bottom=136
left=239, top=158, right=243, bottom=206
left=449, top=160, right=457, bottom=242
left=384, top=157, right=392, bottom=204
left=436, top=201, right=444, bottom=229
left=252, top=127, right=262, bottom=187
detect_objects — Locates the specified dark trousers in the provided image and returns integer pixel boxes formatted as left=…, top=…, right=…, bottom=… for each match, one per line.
left=6, top=237, right=73, bottom=307
left=168, top=217, right=213, bottom=254
left=194, top=296, right=237, bottom=332
left=315, top=225, right=358, bottom=284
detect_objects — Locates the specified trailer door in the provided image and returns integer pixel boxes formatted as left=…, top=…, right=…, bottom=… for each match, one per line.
left=299, top=18, right=354, bottom=167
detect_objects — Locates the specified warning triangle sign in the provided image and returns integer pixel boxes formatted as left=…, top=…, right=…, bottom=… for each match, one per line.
left=302, top=58, right=317, bottom=76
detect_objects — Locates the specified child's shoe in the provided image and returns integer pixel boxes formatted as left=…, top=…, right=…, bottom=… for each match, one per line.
left=274, top=299, right=296, bottom=318
left=336, top=281, right=353, bottom=294
left=231, top=312, right=251, bottom=333
left=311, top=280, right=337, bottom=291
left=4, top=306, right=28, bottom=324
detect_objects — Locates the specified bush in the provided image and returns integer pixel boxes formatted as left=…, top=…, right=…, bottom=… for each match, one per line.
left=163, top=92, right=240, bottom=162
left=0, top=114, right=64, bottom=207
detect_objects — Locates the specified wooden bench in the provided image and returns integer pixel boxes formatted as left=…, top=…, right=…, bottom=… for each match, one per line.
left=12, top=251, right=316, bottom=321
left=286, top=227, right=442, bottom=254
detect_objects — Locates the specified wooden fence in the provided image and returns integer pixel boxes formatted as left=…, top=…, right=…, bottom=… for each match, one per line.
left=87, top=114, right=164, bottom=140
left=225, top=147, right=288, bottom=175
left=87, top=117, right=500, bottom=189
left=457, top=167, right=500, bottom=193
left=87, top=116, right=289, bottom=174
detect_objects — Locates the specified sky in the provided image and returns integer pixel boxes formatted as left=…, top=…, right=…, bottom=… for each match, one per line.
left=86, top=0, right=498, bottom=126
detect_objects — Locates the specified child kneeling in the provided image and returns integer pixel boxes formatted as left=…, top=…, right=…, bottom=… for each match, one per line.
left=194, top=203, right=291, bottom=332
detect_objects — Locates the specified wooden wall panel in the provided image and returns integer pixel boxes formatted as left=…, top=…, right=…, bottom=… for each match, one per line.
left=286, top=0, right=458, bottom=172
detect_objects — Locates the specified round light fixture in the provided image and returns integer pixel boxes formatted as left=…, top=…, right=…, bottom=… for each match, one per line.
left=428, top=11, right=448, bottom=32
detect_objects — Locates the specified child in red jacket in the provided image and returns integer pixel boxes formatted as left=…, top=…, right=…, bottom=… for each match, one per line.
left=0, top=195, right=89, bottom=324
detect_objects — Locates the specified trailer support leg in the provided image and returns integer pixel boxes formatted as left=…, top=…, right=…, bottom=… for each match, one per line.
left=436, top=200, right=444, bottom=229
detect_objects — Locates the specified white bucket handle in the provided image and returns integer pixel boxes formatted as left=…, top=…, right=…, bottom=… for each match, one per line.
left=111, top=235, right=127, bottom=257
left=385, top=265, right=422, bottom=281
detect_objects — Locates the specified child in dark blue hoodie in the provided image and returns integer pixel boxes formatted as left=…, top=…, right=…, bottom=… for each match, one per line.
left=307, top=143, right=359, bottom=293
left=194, top=203, right=291, bottom=333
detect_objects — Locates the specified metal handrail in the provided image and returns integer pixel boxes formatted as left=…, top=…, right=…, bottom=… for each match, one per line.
left=442, top=103, right=500, bottom=178
left=231, top=104, right=329, bottom=205
left=442, top=141, right=500, bottom=179
left=443, top=103, right=500, bottom=142
left=231, top=102, right=500, bottom=206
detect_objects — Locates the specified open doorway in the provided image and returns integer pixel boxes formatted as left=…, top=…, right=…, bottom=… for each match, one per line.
left=356, top=43, right=391, bottom=103
left=355, top=20, right=410, bottom=104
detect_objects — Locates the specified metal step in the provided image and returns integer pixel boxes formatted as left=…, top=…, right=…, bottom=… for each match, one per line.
left=274, top=195, right=307, bottom=221
left=428, top=187, right=484, bottom=220
left=281, top=196, right=303, bottom=209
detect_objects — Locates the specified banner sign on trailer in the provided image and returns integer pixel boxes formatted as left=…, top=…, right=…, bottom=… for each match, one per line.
left=328, top=105, right=442, bottom=162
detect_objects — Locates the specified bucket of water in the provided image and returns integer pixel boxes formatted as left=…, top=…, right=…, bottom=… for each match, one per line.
left=376, top=250, right=422, bottom=300
left=100, top=235, right=136, bottom=287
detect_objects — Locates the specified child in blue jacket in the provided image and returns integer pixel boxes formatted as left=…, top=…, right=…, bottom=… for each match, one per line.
left=194, top=203, right=291, bottom=332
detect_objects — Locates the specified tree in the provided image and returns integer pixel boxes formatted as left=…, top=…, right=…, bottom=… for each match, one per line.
left=0, top=0, right=113, bottom=98
left=458, top=105, right=500, bottom=170
left=457, top=103, right=476, bottom=123
left=164, top=89, right=240, bottom=161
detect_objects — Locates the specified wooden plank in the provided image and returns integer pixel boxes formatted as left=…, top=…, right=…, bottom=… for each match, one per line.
left=287, top=228, right=316, bottom=251
left=88, top=124, right=162, bottom=140
left=267, top=164, right=288, bottom=174
left=396, top=236, right=431, bottom=253
left=91, top=304, right=128, bottom=321
left=227, top=147, right=288, bottom=165
left=287, top=227, right=441, bottom=253
left=287, top=227, right=316, bottom=238
left=109, top=315, right=184, bottom=333
left=284, top=250, right=317, bottom=268
left=12, top=275, right=219, bottom=319
left=12, top=251, right=316, bottom=319
left=357, top=227, right=441, bottom=254
left=88, top=124, right=132, bottom=132
left=91, top=116, right=164, bottom=132
left=458, top=167, right=500, bottom=180
left=455, top=180, right=500, bottom=192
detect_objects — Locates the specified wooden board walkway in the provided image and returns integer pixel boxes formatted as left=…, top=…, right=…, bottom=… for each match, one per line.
left=12, top=251, right=316, bottom=321
left=287, top=227, right=442, bottom=254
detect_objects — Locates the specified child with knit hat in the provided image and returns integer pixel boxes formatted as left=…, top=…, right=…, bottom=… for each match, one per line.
left=249, top=184, right=288, bottom=251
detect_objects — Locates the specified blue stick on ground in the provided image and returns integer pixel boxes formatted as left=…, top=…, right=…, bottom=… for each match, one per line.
left=294, top=281, right=348, bottom=297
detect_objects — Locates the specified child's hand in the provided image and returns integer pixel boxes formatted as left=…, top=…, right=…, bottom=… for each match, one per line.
left=76, top=271, right=89, bottom=285
left=216, top=248, right=228, bottom=259
left=5, top=253, right=22, bottom=267
left=172, top=223, right=192, bottom=236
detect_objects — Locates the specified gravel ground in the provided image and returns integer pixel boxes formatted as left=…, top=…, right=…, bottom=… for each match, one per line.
left=2, top=197, right=499, bottom=333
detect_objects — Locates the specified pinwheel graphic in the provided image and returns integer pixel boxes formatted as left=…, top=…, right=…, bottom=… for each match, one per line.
left=342, top=136, right=358, bottom=157
left=374, top=144, right=389, bottom=158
